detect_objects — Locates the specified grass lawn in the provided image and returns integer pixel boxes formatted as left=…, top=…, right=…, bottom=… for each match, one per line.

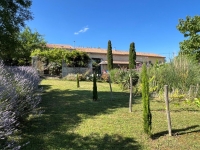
left=20, top=79, right=200, bottom=150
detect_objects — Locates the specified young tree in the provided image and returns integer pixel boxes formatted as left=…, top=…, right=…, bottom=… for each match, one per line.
left=107, top=40, right=113, bottom=71
left=141, top=63, right=152, bottom=135
left=129, top=42, right=136, bottom=69
left=93, top=73, right=98, bottom=101
left=0, top=0, right=33, bottom=59
left=177, top=15, right=200, bottom=61
left=129, top=42, right=136, bottom=112
left=77, top=74, right=80, bottom=88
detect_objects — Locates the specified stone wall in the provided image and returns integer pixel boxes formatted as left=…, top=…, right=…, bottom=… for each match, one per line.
left=62, top=61, right=92, bottom=78
left=31, top=56, right=44, bottom=76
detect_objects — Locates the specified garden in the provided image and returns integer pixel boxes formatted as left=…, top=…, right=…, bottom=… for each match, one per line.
left=1, top=54, right=200, bottom=149
left=1, top=6, right=200, bottom=149
left=20, top=78, right=200, bottom=150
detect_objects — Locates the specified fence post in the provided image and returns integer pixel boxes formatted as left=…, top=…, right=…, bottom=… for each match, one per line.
left=164, top=85, right=172, bottom=136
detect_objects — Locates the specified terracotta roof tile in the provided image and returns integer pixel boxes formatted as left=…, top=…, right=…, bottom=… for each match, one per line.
left=46, top=44, right=165, bottom=58
left=46, top=44, right=73, bottom=49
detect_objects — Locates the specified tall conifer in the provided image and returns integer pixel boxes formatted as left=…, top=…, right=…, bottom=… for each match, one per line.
left=107, top=40, right=113, bottom=71
left=93, top=73, right=98, bottom=101
left=141, top=63, right=152, bottom=135
left=77, top=74, right=80, bottom=88
left=129, top=42, right=136, bottom=69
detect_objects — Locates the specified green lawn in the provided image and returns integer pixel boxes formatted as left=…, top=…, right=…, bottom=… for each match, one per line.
left=20, top=79, right=200, bottom=150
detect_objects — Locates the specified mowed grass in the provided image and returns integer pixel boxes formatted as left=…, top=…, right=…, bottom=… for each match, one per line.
left=20, top=79, right=200, bottom=150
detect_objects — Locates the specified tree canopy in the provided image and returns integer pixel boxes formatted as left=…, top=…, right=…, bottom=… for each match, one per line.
left=16, top=27, right=46, bottom=65
left=0, top=0, right=33, bottom=59
left=31, top=49, right=90, bottom=67
left=177, top=15, right=200, bottom=60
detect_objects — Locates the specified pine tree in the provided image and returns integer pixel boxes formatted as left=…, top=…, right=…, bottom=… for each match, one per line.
left=77, top=74, right=80, bottom=88
left=129, top=42, right=136, bottom=69
left=141, top=63, right=152, bottom=135
left=93, top=73, right=98, bottom=101
left=107, top=40, right=113, bottom=71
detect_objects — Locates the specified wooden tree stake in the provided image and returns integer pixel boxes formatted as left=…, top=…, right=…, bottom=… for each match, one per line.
left=164, top=85, right=172, bottom=136
left=129, top=73, right=133, bottom=112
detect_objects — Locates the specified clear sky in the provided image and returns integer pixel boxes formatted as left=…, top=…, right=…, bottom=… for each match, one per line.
left=26, top=0, right=200, bottom=60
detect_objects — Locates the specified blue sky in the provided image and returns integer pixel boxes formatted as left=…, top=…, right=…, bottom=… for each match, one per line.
left=26, top=0, right=200, bottom=60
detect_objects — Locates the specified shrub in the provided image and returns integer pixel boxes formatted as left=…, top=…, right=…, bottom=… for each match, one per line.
left=82, top=69, right=92, bottom=81
left=0, top=62, right=42, bottom=149
left=47, top=62, right=62, bottom=76
left=148, top=56, right=200, bottom=101
left=64, top=73, right=85, bottom=81
left=110, top=68, right=139, bottom=90
left=101, top=73, right=110, bottom=82
left=109, top=69, right=119, bottom=83
left=64, top=74, right=76, bottom=81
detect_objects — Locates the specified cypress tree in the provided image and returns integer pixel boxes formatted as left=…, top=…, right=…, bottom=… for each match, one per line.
left=129, top=42, right=136, bottom=69
left=77, top=73, right=80, bottom=88
left=107, top=40, right=113, bottom=71
left=141, top=63, right=152, bottom=135
left=129, top=42, right=136, bottom=112
left=93, top=73, right=98, bottom=101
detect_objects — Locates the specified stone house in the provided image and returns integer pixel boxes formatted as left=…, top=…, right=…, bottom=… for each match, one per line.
left=46, top=44, right=165, bottom=74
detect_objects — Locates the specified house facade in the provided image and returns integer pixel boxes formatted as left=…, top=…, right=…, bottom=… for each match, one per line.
left=46, top=44, right=165, bottom=74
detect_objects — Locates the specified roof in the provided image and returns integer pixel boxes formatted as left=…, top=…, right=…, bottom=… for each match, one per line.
left=99, top=61, right=141, bottom=65
left=46, top=44, right=165, bottom=58
left=46, top=44, right=73, bottom=49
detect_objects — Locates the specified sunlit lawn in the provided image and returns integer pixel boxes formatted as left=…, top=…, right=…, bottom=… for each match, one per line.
left=20, top=79, right=200, bottom=150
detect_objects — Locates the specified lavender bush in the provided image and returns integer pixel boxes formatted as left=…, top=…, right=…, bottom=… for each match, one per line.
left=0, top=62, right=42, bottom=149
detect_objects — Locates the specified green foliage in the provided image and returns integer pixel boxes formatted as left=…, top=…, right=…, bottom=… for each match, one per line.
left=107, top=40, right=113, bottom=71
left=77, top=74, right=80, bottom=88
left=185, top=98, right=200, bottom=108
left=141, top=63, right=152, bottom=135
left=32, top=49, right=90, bottom=67
left=1, top=27, right=46, bottom=66
left=31, top=49, right=90, bottom=75
left=177, top=15, right=200, bottom=61
left=93, top=73, right=98, bottom=101
left=16, top=27, right=46, bottom=65
left=148, top=55, right=200, bottom=99
left=110, top=68, right=139, bottom=90
left=0, top=0, right=32, bottom=60
left=129, top=42, right=136, bottom=69
left=63, top=72, right=90, bottom=81
left=194, top=98, right=200, bottom=108
left=48, top=62, right=62, bottom=76
left=65, top=50, right=90, bottom=67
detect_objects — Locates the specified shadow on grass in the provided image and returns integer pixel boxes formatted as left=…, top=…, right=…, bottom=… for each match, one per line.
left=39, top=84, right=52, bottom=91
left=21, top=85, right=142, bottom=149
left=151, top=125, right=200, bottom=139
left=23, top=132, right=142, bottom=150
